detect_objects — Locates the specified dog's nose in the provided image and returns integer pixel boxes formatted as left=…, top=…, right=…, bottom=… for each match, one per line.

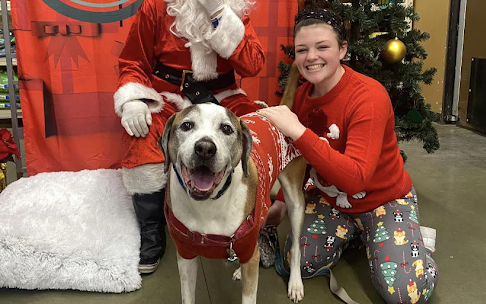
left=195, top=138, right=216, bottom=159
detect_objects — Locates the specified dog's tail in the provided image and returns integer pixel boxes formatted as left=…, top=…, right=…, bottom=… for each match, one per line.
left=279, top=63, right=301, bottom=109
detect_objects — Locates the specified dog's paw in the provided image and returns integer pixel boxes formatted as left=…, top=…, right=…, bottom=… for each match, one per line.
left=288, top=276, right=304, bottom=303
left=352, top=191, right=366, bottom=199
left=232, top=267, right=241, bottom=281
left=336, top=194, right=353, bottom=209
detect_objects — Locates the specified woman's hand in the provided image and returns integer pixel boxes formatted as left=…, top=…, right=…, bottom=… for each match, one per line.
left=258, top=106, right=306, bottom=140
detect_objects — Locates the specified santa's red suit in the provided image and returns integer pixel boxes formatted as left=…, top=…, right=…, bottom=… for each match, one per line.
left=114, top=0, right=264, bottom=194
left=112, top=0, right=264, bottom=272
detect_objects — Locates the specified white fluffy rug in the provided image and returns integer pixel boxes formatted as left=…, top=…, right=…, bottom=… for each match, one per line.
left=0, top=169, right=142, bottom=293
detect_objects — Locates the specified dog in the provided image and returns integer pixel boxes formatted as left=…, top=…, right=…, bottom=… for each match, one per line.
left=159, top=103, right=307, bottom=303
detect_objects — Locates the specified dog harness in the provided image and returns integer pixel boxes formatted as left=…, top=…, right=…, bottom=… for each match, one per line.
left=165, top=113, right=301, bottom=264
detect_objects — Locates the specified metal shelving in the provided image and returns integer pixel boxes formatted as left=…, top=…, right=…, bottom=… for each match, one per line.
left=1, top=0, right=24, bottom=178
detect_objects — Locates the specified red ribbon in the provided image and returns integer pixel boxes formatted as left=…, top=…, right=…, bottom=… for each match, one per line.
left=46, top=35, right=89, bottom=67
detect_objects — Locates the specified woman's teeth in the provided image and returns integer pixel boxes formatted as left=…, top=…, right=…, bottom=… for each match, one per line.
left=307, top=64, right=324, bottom=70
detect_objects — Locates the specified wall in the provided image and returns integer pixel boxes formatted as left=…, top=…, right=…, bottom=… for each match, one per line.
left=413, top=0, right=450, bottom=114
left=457, top=0, right=486, bottom=130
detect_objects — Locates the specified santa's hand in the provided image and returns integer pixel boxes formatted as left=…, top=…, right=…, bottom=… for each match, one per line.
left=197, top=0, right=224, bottom=18
left=257, top=106, right=306, bottom=141
left=121, top=100, right=152, bottom=137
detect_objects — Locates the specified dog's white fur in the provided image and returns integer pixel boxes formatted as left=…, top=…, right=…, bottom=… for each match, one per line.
left=160, top=103, right=306, bottom=303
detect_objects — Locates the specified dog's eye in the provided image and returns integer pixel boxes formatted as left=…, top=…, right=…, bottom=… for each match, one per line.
left=220, top=124, right=234, bottom=135
left=180, top=121, right=194, bottom=131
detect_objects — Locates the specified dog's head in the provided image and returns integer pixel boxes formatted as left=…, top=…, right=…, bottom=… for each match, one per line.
left=159, top=103, right=253, bottom=201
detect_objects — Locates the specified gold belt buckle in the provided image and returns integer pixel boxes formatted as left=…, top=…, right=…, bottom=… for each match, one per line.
left=180, top=69, right=193, bottom=91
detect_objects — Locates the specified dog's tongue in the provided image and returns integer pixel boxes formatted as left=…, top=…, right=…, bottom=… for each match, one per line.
left=191, top=167, right=215, bottom=191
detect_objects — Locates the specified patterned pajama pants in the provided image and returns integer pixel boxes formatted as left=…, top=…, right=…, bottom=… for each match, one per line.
left=285, top=187, right=439, bottom=304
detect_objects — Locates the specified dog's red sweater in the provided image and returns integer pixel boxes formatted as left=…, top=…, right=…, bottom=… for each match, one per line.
left=166, top=113, right=301, bottom=263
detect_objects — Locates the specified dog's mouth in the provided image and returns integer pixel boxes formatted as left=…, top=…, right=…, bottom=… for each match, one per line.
left=181, top=164, right=226, bottom=200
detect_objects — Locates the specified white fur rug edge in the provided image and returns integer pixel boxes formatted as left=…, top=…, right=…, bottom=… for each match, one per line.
left=0, top=169, right=141, bottom=293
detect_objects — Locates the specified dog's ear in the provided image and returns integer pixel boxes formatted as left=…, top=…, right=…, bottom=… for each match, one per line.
left=240, top=119, right=253, bottom=177
left=159, top=113, right=177, bottom=173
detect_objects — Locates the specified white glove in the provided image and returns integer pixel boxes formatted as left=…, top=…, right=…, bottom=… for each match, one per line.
left=121, top=100, right=152, bottom=137
left=197, top=0, right=224, bottom=18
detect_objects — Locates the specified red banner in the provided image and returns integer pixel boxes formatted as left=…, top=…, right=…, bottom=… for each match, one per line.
left=12, top=0, right=297, bottom=175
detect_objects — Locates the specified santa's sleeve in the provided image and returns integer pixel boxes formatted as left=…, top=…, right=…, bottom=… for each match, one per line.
left=208, top=7, right=265, bottom=77
left=114, top=0, right=163, bottom=117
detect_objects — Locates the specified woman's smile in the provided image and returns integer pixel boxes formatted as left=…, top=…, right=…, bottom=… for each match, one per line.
left=306, top=63, right=325, bottom=71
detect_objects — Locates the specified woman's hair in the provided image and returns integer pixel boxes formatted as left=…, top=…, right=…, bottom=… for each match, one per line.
left=294, top=8, right=347, bottom=47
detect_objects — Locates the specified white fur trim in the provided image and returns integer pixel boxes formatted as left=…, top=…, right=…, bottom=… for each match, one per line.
left=122, top=163, right=167, bottom=195
left=208, top=6, right=245, bottom=59
left=190, top=43, right=219, bottom=81
left=214, top=88, right=246, bottom=101
left=160, top=92, right=192, bottom=111
left=114, top=82, right=164, bottom=117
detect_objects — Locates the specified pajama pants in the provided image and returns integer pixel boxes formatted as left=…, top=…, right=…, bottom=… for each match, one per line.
left=284, top=187, right=438, bottom=304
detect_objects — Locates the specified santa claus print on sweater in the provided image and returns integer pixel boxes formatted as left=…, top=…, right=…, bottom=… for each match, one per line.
left=310, top=168, right=366, bottom=209
left=304, top=109, right=367, bottom=209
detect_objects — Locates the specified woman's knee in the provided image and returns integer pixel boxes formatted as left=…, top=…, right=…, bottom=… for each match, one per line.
left=375, top=258, right=438, bottom=304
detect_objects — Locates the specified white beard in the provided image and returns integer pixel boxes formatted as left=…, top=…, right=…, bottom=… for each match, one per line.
left=165, top=0, right=251, bottom=81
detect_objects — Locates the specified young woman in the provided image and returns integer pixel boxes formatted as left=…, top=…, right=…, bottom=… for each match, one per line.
left=258, top=7, right=438, bottom=304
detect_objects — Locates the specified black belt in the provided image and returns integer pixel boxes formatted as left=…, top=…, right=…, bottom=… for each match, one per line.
left=153, top=62, right=236, bottom=105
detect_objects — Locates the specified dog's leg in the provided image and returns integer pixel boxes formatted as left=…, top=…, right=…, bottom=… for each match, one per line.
left=278, top=156, right=306, bottom=303
left=176, top=252, right=198, bottom=304
left=240, top=245, right=260, bottom=304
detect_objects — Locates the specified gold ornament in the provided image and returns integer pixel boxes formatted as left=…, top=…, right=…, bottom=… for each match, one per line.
left=370, top=32, right=389, bottom=39
left=0, top=162, right=6, bottom=192
left=381, top=38, right=407, bottom=64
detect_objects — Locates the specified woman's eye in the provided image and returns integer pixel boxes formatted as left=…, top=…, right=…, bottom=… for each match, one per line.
left=221, top=124, right=234, bottom=135
left=318, top=45, right=329, bottom=50
left=296, top=49, right=307, bottom=53
left=180, top=121, right=194, bottom=131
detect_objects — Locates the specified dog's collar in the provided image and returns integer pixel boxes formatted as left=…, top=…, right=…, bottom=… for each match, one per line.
left=174, top=164, right=187, bottom=192
left=213, top=171, right=232, bottom=200
left=173, top=164, right=232, bottom=200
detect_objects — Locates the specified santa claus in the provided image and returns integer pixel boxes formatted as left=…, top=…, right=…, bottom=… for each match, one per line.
left=113, top=0, right=264, bottom=274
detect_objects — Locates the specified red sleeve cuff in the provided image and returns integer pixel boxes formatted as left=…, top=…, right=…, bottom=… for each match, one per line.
left=294, top=128, right=323, bottom=155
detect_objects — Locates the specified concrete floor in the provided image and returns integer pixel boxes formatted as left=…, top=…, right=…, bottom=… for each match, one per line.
left=1, top=123, right=486, bottom=303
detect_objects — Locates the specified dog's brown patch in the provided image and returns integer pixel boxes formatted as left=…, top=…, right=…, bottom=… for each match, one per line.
left=241, top=244, right=260, bottom=297
left=283, top=156, right=307, bottom=188
left=242, top=158, right=258, bottom=220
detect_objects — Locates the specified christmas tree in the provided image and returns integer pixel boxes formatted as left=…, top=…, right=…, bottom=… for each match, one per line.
left=380, top=256, right=398, bottom=294
left=307, top=214, right=327, bottom=234
left=277, top=0, right=440, bottom=160
left=373, top=221, right=390, bottom=245
left=409, top=205, right=418, bottom=224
